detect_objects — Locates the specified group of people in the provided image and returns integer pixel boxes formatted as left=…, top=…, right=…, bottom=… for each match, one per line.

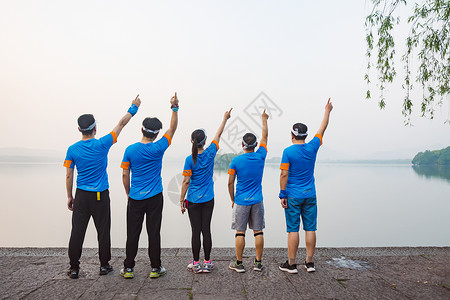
left=64, top=93, right=333, bottom=279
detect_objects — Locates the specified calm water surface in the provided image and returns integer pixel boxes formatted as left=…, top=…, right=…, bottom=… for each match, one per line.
left=0, top=161, right=449, bottom=248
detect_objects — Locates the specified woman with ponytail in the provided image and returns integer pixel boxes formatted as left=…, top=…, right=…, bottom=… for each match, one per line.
left=179, top=108, right=232, bottom=273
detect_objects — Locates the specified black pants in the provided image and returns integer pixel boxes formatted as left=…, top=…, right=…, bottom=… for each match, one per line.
left=187, top=198, right=214, bottom=261
left=68, top=189, right=111, bottom=269
left=124, top=192, right=163, bottom=269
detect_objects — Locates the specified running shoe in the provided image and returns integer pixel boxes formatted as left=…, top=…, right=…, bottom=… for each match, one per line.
left=99, top=264, right=113, bottom=275
left=187, top=260, right=203, bottom=273
left=279, top=260, right=298, bottom=274
left=305, top=261, right=316, bottom=272
left=120, top=268, right=134, bottom=279
left=202, top=260, right=214, bottom=273
left=229, top=261, right=245, bottom=273
left=67, top=268, right=79, bottom=279
left=253, top=259, right=263, bottom=272
left=150, top=266, right=166, bottom=278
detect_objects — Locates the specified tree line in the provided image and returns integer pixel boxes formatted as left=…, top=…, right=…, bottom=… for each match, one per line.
left=412, top=146, right=450, bottom=165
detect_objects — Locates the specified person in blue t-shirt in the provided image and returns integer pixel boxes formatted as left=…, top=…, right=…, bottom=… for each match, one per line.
left=227, top=110, right=269, bottom=273
left=64, top=94, right=141, bottom=279
left=278, top=98, right=333, bottom=274
left=120, top=93, right=179, bottom=280
left=179, top=108, right=232, bottom=274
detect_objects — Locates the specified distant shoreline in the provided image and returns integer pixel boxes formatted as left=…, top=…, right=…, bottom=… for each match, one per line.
left=0, top=158, right=413, bottom=165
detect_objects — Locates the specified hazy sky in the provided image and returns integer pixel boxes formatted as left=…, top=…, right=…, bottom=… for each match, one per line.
left=1, top=0, right=449, bottom=160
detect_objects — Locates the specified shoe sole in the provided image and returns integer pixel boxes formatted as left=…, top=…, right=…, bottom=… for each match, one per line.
left=99, top=269, right=113, bottom=275
left=229, top=266, right=245, bottom=273
left=150, top=272, right=166, bottom=278
left=305, top=266, right=316, bottom=272
left=279, top=266, right=298, bottom=274
left=187, top=267, right=203, bottom=274
left=253, top=267, right=263, bottom=272
left=120, top=273, right=134, bottom=279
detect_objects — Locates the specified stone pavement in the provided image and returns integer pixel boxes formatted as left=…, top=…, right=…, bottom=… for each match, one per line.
left=0, top=247, right=449, bottom=299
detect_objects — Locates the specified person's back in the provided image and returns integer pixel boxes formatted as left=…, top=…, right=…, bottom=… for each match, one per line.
left=282, top=136, right=321, bottom=199
left=185, top=141, right=217, bottom=203
left=230, top=147, right=267, bottom=205
left=66, top=134, right=115, bottom=191
left=123, top=136, right=170, bottom=200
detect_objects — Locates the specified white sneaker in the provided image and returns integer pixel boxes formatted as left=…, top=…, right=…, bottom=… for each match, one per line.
left=187, top=260, right=202, bottom=273
left=305, top=261, right=316, bottom=272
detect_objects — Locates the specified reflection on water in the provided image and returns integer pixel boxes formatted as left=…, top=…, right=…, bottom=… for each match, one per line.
left=1, top=162, right=450, bottom=247
left=412, top=165, right=450, bottom=183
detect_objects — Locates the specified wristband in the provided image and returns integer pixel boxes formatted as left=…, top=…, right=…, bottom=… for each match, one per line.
left=171, top=104, right=179, bottom=112
left=279, top=190, right=287, bottom=199
left=127, top=104, right=139, bottom=116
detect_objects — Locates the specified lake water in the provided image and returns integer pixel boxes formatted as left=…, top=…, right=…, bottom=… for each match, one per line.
left=0, top=161, right=449, bottom=248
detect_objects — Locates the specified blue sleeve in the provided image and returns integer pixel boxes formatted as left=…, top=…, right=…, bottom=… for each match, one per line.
left=281, top=149, right=289, bottom=164
left=99, top=133, right=114, bottom=149
left=121, top=148, right=131, bottom=170
left=205, top=142, right=218, bottom=159
left=228, top=157, right=237, bottom=175
left=183, top=156, right=192, bottom=172
left=310, top=136, right=321, bottom=152
left=155, top=135, right=170, bottom=154
left=64, top=147, right=75, bottom=168
left=280, top=148, right=290, bottom=170
left=257, top=145, right=268, bottom=160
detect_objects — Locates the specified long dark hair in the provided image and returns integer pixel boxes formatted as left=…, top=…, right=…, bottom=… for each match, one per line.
left=191, top=129, right=206, bottom=165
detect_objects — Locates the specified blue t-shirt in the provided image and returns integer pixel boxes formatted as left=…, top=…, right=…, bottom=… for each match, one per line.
left=182, top=140, right=219, bottom=203
left=228, top=144, right=267, bottom=206
left=64, top=132, right=117, bottom=192
left=280, top=134, right=322, bottom=199
left=121, top=134, right=171, bottom=200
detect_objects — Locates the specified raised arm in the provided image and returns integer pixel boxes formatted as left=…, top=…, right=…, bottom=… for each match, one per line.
left=228, top=174, right=236, bottom=208
left=66, top=167, right=74, bottom=211
left=164, top=93, right=179, bottom=139
left=122, top=169, right=131, bottom=198
left=316, top=98, right=333, bottom=138
left=179, top=175, right=190, bottom=214
left=213, top=108, right=232, bottom=143
left=260, top=109, right=269, bottom=145
left=112, top=94, right=141, bottom=138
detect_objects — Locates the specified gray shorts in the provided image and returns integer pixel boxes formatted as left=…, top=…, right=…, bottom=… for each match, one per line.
left=231, top=201, right=265, bottom=231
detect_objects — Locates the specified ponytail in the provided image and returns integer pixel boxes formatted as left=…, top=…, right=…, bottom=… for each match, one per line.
left=192, top=139, right=199, bottom=165
left=191, top=129, right=206, bottom=165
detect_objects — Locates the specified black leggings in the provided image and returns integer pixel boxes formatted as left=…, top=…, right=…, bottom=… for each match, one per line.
left=187, top=198, right=214, bottom=261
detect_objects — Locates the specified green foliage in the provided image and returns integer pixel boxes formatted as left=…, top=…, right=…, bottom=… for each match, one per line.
left=365, top=0, right=450, bottom=124
left=412, top=146, right=450, bottom=164
left=214, top=152, right=240, bottom=171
